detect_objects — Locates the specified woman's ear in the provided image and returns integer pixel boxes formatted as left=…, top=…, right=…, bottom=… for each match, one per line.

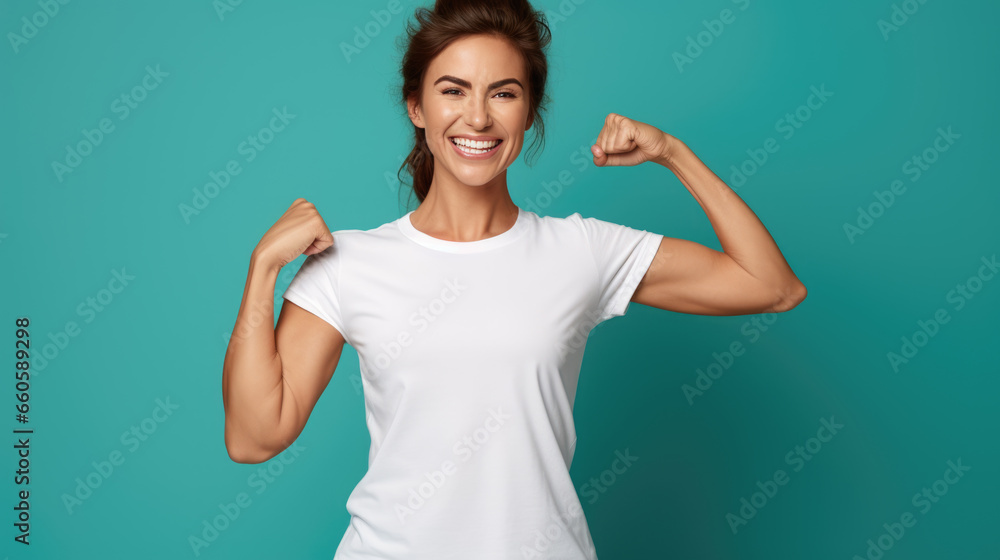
left=525, top=111, right=534, bottom=132
left=407, top=95, right=425, bottom=129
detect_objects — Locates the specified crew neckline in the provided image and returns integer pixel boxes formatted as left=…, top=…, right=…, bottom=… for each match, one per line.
left=397, top=207, right=528, bottom=253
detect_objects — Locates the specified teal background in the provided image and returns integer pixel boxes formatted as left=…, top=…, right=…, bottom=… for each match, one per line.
left=2, top=0, right=998, bottom=558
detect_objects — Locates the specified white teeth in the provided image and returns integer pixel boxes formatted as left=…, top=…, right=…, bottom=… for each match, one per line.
left=452, top=137, right=500, bottom=155
left=452, top=138, right=499, bottom=149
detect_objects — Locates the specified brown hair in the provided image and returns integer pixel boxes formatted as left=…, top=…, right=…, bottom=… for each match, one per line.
left=395, top=0, right=552, bottom=205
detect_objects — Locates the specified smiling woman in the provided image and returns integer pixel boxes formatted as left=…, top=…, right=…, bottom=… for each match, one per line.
left=222, top=0, right=806, bottom=558
left=397, top=1, right=550, bottom=207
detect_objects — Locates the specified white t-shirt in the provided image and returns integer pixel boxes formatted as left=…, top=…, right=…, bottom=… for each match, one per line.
left=282, top=207, right=663, bottom=560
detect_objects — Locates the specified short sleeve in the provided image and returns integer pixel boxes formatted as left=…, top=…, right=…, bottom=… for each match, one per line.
left=281, top=237, right=349, bottom=343
left=576, top=214, right=664, bottom=323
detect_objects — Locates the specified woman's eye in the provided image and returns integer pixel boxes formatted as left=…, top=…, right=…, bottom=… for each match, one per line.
left=441, top=89, right=517, bottom=98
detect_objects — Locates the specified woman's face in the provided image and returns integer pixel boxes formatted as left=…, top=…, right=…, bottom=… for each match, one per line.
left=407, top=34, right=533, bottom=189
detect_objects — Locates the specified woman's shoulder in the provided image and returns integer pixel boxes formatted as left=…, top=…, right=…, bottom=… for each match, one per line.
left=328, top=214, right=404, bottom=242
left=528, top=209, right=585, bottom=227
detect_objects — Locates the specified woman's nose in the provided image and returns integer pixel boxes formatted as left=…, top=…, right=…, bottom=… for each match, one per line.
left=465, top=97, right=491, bottom=129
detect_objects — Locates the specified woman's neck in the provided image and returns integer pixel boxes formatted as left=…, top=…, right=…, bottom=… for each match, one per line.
left=409, top=171, right=520, bottom=242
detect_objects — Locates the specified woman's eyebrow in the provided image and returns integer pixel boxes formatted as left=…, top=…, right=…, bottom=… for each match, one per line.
left=433, top=75, right=523, bottom=90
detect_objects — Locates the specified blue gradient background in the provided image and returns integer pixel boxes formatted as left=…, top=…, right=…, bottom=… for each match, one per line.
left=2, top=0, right=998, bottom=558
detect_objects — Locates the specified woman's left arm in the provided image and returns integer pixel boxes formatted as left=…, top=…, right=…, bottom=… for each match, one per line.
left=591, top=113, right=807, bottom=316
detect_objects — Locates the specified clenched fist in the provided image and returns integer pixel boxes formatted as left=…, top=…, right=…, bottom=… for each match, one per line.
left=590, top=113, right=677, bottom=167
left=252, top=198, right=335, bottom=273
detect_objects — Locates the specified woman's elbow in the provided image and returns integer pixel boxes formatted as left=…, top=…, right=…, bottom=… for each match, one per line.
left=224, top=426, right=278, bottom=464
left=773, top=281, right=807, bottom=312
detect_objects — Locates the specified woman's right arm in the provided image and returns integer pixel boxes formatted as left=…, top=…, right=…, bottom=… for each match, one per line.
left=221, top=199, right=345, bottom=464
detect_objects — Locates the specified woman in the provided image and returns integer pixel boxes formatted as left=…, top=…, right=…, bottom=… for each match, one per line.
left=222, top=0, right=806, bottom=557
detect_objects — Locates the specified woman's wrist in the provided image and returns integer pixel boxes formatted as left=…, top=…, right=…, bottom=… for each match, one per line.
left=249, top=248, right=282, bottom=280
left=653, top=133, right=687, bottom=170
left=655, top=133, right=694, bottom=172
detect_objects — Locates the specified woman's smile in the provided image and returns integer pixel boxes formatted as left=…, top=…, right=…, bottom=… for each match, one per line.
left=449, top=136, right=504, bottom=159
